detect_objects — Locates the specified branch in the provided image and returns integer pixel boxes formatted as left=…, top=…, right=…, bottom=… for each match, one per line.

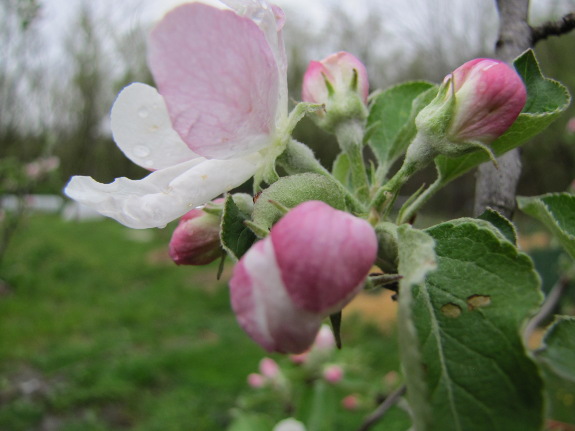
left=474, top=0, right=531, bottom=218
left=355, top=385, right=407, bottom=431
left=532, top=13, right=575, bottom=45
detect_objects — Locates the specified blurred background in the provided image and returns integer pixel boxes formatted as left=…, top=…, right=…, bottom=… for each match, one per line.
left=1, top=0, right=574, bottom=430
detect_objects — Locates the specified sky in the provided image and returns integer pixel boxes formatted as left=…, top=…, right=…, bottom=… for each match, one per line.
left=6, top=0, right=574, bottom=131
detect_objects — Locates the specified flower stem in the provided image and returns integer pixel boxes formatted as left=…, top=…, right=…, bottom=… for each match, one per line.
left=397, top=174, right=443, bottom=224
left=334, top=120, right=370, bottom=203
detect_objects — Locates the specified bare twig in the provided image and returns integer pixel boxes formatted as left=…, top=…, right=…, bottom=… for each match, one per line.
left=532, top=13, right=575, bottom=45
left=355, top=385, right=407, bottom=431
left=474, top=0, right=531, bottom=218
left=523, top=275, right=570, bottom=346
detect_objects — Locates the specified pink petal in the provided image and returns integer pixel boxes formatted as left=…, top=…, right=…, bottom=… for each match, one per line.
left=271, top=201, right=378, bottom=314
left=230, top=237, right=323, bottom=354
left=148, top=3, right=279, bottom=160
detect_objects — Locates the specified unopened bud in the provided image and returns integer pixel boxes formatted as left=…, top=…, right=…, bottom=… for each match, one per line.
left=302, top=51, right=369, bottom=132
left=168, top=205, right=222, bottom=265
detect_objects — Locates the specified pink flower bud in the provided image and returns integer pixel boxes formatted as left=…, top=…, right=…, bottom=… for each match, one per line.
left=312, top=324, right=336, bottom=352
left=168, top=207, right=221, bottom=265
left=567, top=117, right=575, bottom=134
left=302, top=52, right=369, bottom=105
left=259, top=357, right=280, bottom=379
left=323, top=364, right=344, bottom=384
left=446, top=58, right=526, bottom=143
left=247, top=373, right=265, bottom=388
left=341, top=394, right=360, bottom=411
left=230, top=201, right=378, bottom=354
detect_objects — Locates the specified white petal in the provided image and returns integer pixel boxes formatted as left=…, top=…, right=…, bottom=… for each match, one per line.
left=64, top=154, right=262, bottom=229
left=111, top=83, right=199, bottom=170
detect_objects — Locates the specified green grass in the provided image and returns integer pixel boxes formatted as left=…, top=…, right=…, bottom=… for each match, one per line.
left=0, top=214, right=402, bottom=431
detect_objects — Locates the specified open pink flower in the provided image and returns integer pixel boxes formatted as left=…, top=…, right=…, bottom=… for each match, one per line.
left=230, top=201, right=378, bottom=353
left=65, top=1, right=287, bottom=229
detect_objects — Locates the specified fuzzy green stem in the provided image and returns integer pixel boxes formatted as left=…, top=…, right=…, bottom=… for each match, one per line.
left=334, top=120, right=370, bottom=203
left=371, top=132, right=437, bottom=217
left=397, top=175, right=443, bottom=224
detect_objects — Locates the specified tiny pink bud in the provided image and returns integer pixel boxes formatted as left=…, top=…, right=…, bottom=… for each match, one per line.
left=259, top=357, right=280, bottom=379
left=303, top=52, right=369, bottom=105
left=383, top=370, right=399, bottom=387
left=446, top=58, right=526, bottom=143
left=341, top=394, right=360, bottom=411
left=312, top=324, right=336, bottom=352
left=323, top=364, right=344, bottom=384
left=289, top=352, right=309, bottom=364
left=230, top=201, right=378, bottom=353
left=168, top=206, right=221, bottom=265
left=247, top=373, right=266, bottom=388
left=567, top=117, right=575, bottom=134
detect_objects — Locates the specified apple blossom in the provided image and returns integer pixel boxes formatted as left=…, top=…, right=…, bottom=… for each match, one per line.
left=64, top=1, right=288, bottom=229
left=230, top=200, right=378, bottom=354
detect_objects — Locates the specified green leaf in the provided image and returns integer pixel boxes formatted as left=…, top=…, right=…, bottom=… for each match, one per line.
left=477, top=208, right=517, bottom=245
left=396, top=224, right=437, bottom=431
left=538, top=316, right=575, bottom=382
left=536, top=316, right=575, bottom=424
left=220, top=195, right=257, bottom=261
left=398, top=220, right=544, bottom=431
left=435, top=49, right=571, bottom=186
left=517, top=192, right=575, bottom=260
left=367, top=82, right=436, bottom=171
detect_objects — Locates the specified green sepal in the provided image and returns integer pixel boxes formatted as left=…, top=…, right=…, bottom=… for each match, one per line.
left=220, top=194, right=257, bottom=261
left=251, top=173, right=346, bottom=231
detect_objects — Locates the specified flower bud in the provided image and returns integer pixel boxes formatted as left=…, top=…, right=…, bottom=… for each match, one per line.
left=302, top=52, right=369, bottom=132
left=230, top=201, right=377, bottom=353
left=273, top=418, right=306, bottom=431
left=414, top=58, right=526, bottom=160
left=168, top=204, right=222, bottom=265
left=247, top=372, right=265, bottom=388
left=259, top=357, right=280, bottom=379
left=323, top=364, right=344, bottom=384
left=341, top=394, right=360, bottom=411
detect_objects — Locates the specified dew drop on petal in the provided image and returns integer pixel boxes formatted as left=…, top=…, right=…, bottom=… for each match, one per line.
left=138, top=107, right=149, bottom=118
left=133, top=144, right=151, bottom=158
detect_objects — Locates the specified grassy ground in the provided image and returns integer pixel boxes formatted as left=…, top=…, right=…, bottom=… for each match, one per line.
left=0, top=214, right=403, bottom=431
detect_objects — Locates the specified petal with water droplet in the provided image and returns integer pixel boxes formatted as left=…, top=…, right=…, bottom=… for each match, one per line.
left=111, top=83, right=200, bottom=170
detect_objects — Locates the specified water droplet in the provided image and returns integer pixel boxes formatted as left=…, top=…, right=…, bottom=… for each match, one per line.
left=138, top=106, right=149, bottom=118
left=133, top=144, right=150, bottom=158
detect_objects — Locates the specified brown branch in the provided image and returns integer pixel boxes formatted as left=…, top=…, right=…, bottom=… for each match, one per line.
left=355, top=385, right=407, bottom=431
left=531, top=13, right=575, bottom=45
left=474, top=0, right=531, bottom=218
